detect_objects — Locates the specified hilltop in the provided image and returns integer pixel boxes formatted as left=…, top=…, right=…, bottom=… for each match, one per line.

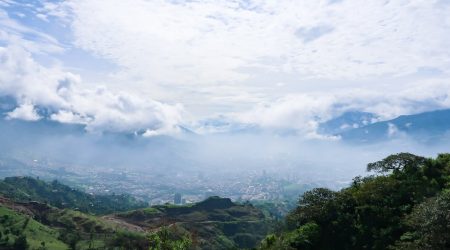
left=338, top=109, right=450, bottom=143
left=117, top=196, right=272, bottom=249
left=0, top=193, right=155, bottom=249
left=0, top=177, right=272, bottom=249
left=0, top=176, right=147, bottom=215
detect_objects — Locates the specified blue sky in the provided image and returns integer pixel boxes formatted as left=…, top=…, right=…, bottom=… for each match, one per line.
left=1, top=0, right=450, bottom=137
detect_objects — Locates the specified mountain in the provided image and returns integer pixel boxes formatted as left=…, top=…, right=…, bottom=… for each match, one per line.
left=338, top=109, right=450, bottom=143
left=0, top=95, right=17, bottom=114
left=0, top=115, right=196, bottom=171
left=116, top=196, right=272, bottom=249
left=318, top=111, right=378, bottom=135
left=0, top=176, right=147, bottom=214
left=0, top=176, right=272, bottom=250
left=0, top=200, right=68, bottom=249
left=193, top=117, right=262, bottom=135
left=0, top=194, right=147, bottom=250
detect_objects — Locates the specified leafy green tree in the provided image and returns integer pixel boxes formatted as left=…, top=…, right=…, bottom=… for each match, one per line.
left=287, top=188, right=336, bottom=228
left=108, top=231, right=149, bottom=249
left=400, top=189, right=450, bottom=249
left=285, top=222, right=320, bottom=250
left=261, top=153, right=450, bottom=250
left=148, top=227, right=191, bottom=250
left=367, top=152, right=426, bottom=174
left=13, top=234, right=29, bottom=250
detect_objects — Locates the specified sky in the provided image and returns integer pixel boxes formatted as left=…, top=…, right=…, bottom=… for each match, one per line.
left=1, top=0, right=450, bottom=137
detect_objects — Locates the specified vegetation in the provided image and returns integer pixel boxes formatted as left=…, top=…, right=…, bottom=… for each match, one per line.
left=0, top=180, right=272, bottom=249
left=0, top=206, right=67, bottom=249
left=259, top=153, right=450, bottom=250
left=0, top=176, right=147, bottom=215
left=117, top=196, right=272, bottom=249
left=3, top=152, right=450, bottom=249
left=0, top=196, right=146, bottom=249
left=148, top=226, right=192, bottom=250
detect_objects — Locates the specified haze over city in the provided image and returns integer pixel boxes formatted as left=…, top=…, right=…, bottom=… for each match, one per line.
left=1, top=2, right=450, bottom=249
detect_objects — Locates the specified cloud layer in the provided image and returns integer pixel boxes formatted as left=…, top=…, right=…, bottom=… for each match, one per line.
left=65, top=0, right=450, bottom=83
left=1, top=0, right=450, bottom=136
left=0, top=45, right=184, bottom=135
left=62, top=0, right=450, bottom=129
left=236, top=80, right=450, bottom=136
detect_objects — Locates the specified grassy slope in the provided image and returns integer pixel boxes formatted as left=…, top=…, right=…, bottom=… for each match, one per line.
left=118, top=197, right=273, bottom=249
left=0, top=176, right=147, bottom=215
left=0, top=177, right=273, bottom=249
left=0, top=206, right=68, bottom=249
left=0, top=196, right=148, bottom=250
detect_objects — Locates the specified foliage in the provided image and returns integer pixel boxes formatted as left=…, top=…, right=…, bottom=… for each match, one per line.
left=260, top=153, right=450, bottom=250
left=148, top=226, right=192, bottom=250
left=394, top=189, right=450, bottom=249
left=366, top=152, right=426, bottom=173
left=0, top=176, right=147, bottom=215
left=0, top=206, right=67, bottom=249
left=1, top=184, right=271, bottom=249
left=119, top=197, right=272, bottom=249
left=107, top=230, right=149, bottom=250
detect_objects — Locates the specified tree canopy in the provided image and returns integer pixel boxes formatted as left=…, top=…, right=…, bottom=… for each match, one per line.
left=260, top=153, right=450, bottom=250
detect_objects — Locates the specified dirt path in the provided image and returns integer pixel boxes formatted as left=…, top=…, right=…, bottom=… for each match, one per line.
left=101, top=215, right=146, bottom=232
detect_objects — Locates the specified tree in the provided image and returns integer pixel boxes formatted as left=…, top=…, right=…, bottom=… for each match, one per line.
left=285, top=223, right=320, bottom=250
left=404, top=190, right=450, bottom=249
left=367, top=153, right=426, bottom=173
left=148, top=227, right=191, bottom=250
left=108, top=231, right=148, bottom=249
left=264, top=153, right=450, bottom=250
left=287, top=188, right=336, bottom=227
left=13, top=235, right=29, bottom=250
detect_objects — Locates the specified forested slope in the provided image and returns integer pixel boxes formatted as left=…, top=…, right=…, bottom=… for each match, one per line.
left=259, top=153, right=450, bottom=250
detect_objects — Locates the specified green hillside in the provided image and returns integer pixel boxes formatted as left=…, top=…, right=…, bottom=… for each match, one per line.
left=3, top=153, right=450, bottom=249
left=0, top=176, right=147, bottom=215
left=259, top=153, right=450, bottom=250
left=0, top=206, right=67, bottom=249
left=0, top=181, right=273, bottom=249
left=0, top=194, right=148, bottom=249
left=117, top=196, right=273, bottom=249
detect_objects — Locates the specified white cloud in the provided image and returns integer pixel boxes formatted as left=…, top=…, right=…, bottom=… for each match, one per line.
left=50, top=110, right=90, bottom=124
left=1, top=0, right=450, bottom=136
left=6, top=103, right=40, bottom=121
left=62, top=0, right=450, bottom=84
left=387, top=123, right=399, bottom=138
left=29, top=0, right=446, bottom=121
left=0, top=7, right=184, bottom=135
left=235, top=80, right=450, bottom=136
left=35, top=13, right=48, bottom=22
left=0, top=45, right=185, bottom=135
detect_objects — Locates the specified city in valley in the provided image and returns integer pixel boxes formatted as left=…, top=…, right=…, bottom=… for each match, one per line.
left=0, top=156, right=349, bottom=207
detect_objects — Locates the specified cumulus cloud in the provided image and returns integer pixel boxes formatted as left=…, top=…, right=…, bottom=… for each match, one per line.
left=6, top=103, right=40, bottom=121
left=235, top=81, right=450, bottom=136
left=1, top=0, right=450, bottom=136
left=25, top=0, right=447, bottom=123
left=0, top=6, right=184, bottom=135
left=0, top=45, right=184, bottom=135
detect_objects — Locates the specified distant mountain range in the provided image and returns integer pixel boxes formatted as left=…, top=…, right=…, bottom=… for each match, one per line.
left=2, top=95, right=450, bottom=144
left=336, top=109, right=450, bottom=143
left=318, top=111, right=379, bottom=135
left=196, top=109, right=450, bottom=143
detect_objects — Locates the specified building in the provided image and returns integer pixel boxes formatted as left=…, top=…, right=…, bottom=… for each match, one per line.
left=174, top=193, right=182, bottom=205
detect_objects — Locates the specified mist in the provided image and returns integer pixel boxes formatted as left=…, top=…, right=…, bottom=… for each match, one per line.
left=2, top=118, right=449, bottom=191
